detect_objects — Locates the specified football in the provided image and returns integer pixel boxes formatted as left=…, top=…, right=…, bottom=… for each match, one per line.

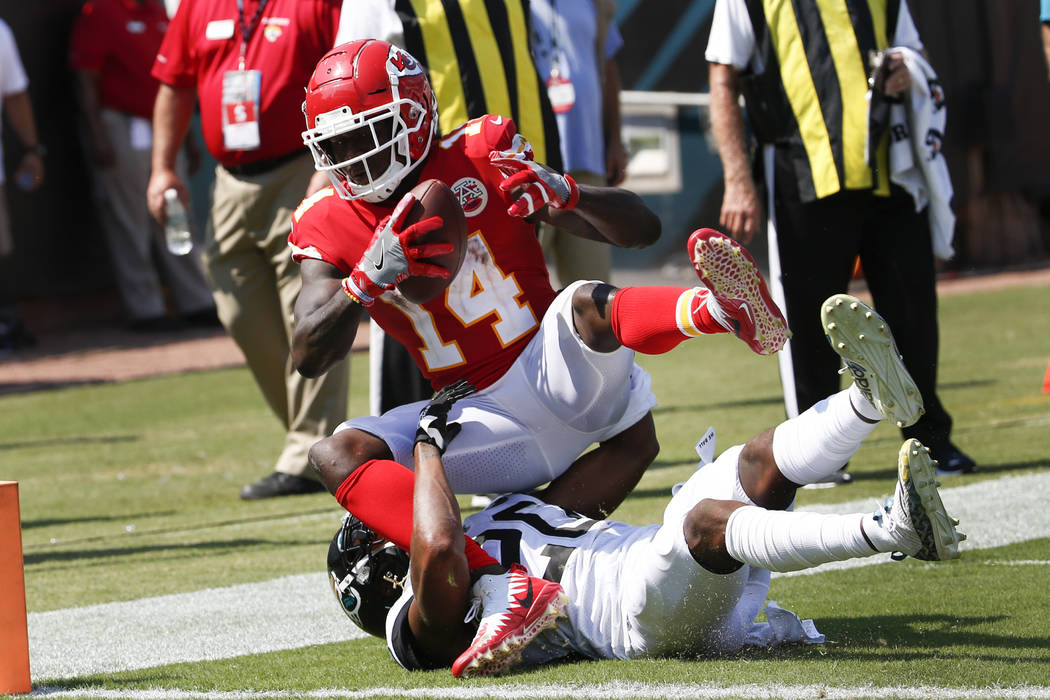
left=396, top=179, right=468, bottom=304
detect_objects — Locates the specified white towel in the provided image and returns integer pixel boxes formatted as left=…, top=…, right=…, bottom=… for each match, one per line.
left=745, top=600, right=826, bottom=648
left=883, top=46, right=956, bottom=260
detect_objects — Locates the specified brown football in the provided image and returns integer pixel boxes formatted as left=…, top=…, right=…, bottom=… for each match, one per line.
left=396, top=179, right=468, bottom=304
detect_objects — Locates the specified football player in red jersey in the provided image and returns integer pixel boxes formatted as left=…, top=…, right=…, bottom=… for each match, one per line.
left=327, top=296, right=964, bottom=678
left=289, top=39, right=789, bottom=668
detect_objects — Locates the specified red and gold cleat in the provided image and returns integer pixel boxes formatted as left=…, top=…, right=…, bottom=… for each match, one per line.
left=688, top=228, right=790, bottom=355
left=451, top=564, right=569, bottom=678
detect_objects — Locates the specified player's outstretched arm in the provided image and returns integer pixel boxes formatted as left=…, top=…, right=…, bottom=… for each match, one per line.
left=544, top=182, right=662, bottom=249
left=291, top=259, right=366, bottom=378
left=407, top=381, right=481, bottom=664
left=489, top=149, right=660, bottom=249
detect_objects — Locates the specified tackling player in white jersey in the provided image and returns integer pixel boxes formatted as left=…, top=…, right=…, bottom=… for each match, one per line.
left=327, top=294, right=965, bottom=677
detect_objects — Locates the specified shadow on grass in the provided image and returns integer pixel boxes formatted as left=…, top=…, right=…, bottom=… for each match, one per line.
left=958, top=457, right=1050, bottom=476
left=23, top=510, right=178, bottom=530
left=730, top=613, right=1046, bottom=662
left=23, top=537, right=297, bottom=565
left=23, top=506, right=335, bottom=555
left=653, top=394, right=783, bottom=415
left=0, top=434, right=139, bottom=451
left=0, top=379, right=111, bottom=397
left=941, top=378, right=996, bottom=391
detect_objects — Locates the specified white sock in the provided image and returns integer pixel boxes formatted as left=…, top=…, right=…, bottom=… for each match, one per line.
left=724, top=506, right=881, bottom=572
left=849, top=382, right=883, bottom=421
left=772, top=388, right=880, bottom=485
left=863, top=508, right=920, bottom=555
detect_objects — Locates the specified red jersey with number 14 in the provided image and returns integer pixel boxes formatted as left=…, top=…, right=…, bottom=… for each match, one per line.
left=289, top=115, right=557, bottom=391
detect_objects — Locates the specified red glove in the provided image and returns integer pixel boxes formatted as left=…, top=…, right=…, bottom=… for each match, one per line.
left=341, top=192, right=452, bottom=306
left=489, top=149, right=580, bottom=218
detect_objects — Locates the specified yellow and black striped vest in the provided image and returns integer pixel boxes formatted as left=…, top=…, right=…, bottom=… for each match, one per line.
left=739, top=0, right=900, bottom=201
left=393, top=0, right=563, bottom=171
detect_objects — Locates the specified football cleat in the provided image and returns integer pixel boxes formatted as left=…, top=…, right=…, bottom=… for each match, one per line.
left=451, top=563, right=569, bottom=678
left=688, top=228, right=790, bottom=355
left=877, top=439, right=966, bottom=561
left=821, top=294, right=924, bottom=428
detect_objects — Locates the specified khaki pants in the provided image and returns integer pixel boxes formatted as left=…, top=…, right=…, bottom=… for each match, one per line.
left=96, top=109, right=214, bottom=320
left=206, top=154, right=349, bottom=478
left=537, top=170, right=612, bottom=288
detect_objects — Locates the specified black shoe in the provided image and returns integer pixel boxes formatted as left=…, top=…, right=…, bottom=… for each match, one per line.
left=928, top=441, right=977, bottom=476
left=802, top=467, right=853, bottom=490
left=129, top=316, right=188, bottom=333
left=239, top=472, right=327, bottom=500
left=0, top=317, right=36, bottom=355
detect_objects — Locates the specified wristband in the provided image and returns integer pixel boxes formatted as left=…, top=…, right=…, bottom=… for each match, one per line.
left=560, top=174, right=580, bottom=210
left=341, top=276, right=373, bottom=306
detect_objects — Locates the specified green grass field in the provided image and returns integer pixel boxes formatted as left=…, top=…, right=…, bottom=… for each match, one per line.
left=5, top=282, right=1050, bottom=699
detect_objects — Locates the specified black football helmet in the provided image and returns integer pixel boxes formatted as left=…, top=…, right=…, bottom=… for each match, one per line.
left=327, top=513, right=409, bottom=639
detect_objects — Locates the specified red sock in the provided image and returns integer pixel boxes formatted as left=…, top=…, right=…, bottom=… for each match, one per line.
left=334, top=459, right=499, bottom=570
left=610, top=286, right=728, bottom=354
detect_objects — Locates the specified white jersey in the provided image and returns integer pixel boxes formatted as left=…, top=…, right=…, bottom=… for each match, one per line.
left=384, top=491, right=655, bottom=668
left=386, top=446, right=807, bottom=669
left=465, top=492, right=659, bottom=662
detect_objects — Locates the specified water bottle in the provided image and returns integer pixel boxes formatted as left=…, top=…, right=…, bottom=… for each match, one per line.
left=164, top=188, right=193, bottom=256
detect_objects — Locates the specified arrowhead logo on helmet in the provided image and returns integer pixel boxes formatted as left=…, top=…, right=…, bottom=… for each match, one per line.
left=301, top=39, right=438, bottom=204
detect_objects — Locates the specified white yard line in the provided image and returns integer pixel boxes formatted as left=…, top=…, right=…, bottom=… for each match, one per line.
left=27, top=574, right=366, bottom=682
left=776, top=471, right=1050, bottom=577
left=27, top=472, right=1050, bottom=683
left=27, top=682, right=1050, bottom=699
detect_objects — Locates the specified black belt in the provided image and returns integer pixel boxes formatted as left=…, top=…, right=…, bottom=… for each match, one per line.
left=223, top=149, right=306, bottom=177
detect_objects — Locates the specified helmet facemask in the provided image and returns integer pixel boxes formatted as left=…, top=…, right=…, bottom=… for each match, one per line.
left=304, top=97, right=431, bottom=203
left=327, top=514, right=408, bottom=638
left=303, top=40, right=437, bottom=203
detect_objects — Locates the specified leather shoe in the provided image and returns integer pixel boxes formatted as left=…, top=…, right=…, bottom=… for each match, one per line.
left=239, top=472, right=327, bottom=500
left=928, top=441, right=977, bottom=476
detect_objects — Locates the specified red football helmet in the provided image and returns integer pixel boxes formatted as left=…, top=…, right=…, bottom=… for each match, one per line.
left=302, top=40, right=438, bottom=202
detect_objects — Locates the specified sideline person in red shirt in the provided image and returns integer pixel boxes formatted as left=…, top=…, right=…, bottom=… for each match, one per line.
left=71, top=0, right=216, bottom=332
left=147, top=0, right=351, bottom=500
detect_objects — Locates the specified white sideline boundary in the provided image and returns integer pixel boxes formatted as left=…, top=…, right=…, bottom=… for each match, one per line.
left=775, top=471, right=1050, bottom=577
left=28, top=682, right=1050, bottom=699
left=27, top=472, right=1050, bottom=683
left=28, top=574, right=367, bottom=682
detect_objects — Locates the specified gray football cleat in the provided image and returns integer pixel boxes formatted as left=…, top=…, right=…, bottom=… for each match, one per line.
left=880, top=439, right=966, bottom=561
left=821, top=294, right=924, bottom=427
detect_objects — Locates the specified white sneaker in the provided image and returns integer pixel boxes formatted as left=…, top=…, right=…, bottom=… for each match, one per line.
left=878, top=439, right=966, bottom=561
left=821, top=294, right=924, bottom=428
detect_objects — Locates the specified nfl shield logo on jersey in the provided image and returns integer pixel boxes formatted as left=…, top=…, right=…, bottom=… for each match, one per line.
left=452, top=177, right=487, bottom=217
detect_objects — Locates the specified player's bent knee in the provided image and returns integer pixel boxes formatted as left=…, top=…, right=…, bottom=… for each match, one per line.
left=309, top=429, right=392, bottom=492
left=684, top=498, right=746, bottom=575
left=738, top=428, right=797, bottom=510
left=572, top=282, right=620, bottom=352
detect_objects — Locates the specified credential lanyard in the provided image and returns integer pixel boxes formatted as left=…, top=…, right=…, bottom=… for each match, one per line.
left=236, top=0, right=270, bottom=70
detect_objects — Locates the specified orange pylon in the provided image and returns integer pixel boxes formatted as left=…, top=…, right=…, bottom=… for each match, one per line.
left=0, top=482, right=30, bottom=694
